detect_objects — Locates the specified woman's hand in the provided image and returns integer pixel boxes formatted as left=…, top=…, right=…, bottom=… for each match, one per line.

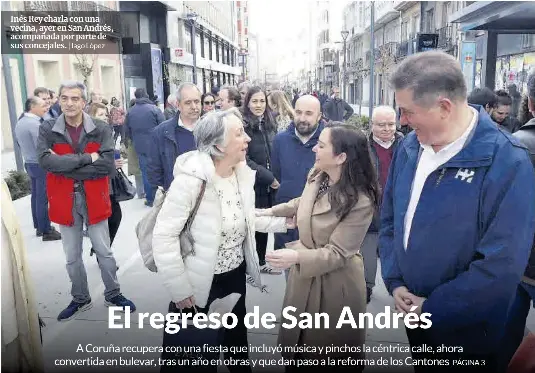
left=266, top=249, right=299, bottom=270
left=175, top=296, right=195, bottom=310
left=255, top=208, right=273, bottom=217
left=115, top=159, right=124, bottom=169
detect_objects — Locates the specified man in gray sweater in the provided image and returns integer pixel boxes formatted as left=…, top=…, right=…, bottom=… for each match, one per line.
left=15, top=96, right=61, bottom=241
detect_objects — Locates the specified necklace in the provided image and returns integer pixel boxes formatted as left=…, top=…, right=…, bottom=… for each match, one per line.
left=317, top=176, right=331, bottom=200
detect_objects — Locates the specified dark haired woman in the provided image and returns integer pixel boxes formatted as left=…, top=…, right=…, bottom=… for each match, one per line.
left=258, top=122, right=379, bottom=370
left=201, top=93, right=216, bottom=115
left=241, top=86, right=281, bottom=274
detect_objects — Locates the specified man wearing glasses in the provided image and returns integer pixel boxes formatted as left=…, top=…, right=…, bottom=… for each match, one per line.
left=148, top=83, right=201, bottom=192
left=364, top=106, right=404, bottom=303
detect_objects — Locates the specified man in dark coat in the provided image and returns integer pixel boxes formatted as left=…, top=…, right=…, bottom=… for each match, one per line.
left=148, top=83, right=200, bottom=191
left=124, top=88, right=165, bottom=206
left=501, top=67, right=535, bottom=370
left=322, top=86, right=354, bottom=122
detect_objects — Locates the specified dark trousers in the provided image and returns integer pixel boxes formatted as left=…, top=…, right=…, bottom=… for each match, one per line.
left=499, top=283, right=534, bottom=371
left=255, top=232, right=268, bottom=266
left=406, top=327, right=498, bottom=373
left=163, top=261, right=251, bottom=373
left=274, top=229, right=299, bottom=250
left=138, top=153, right=156, bottom=205
left=25, top=163, right=51, bottom=233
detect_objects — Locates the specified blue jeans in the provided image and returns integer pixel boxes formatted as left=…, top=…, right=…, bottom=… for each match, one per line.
left=137, top=153, right=156, bottom=205
left=25, top=163, right=51, bottom=233
left=499, top=282, right=535, bottom=370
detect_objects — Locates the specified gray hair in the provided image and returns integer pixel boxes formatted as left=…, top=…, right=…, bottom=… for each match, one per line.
left=238, top=81, right=252, bottom=91
left=527, top=68, right=535, bottom=100
left=167, top=94, right=177, bottom=105
left=193, top=108, right=243, bottom=159
left=390, top=51, right=467, bottom=107
left=372, top=105, right=397, bottom=122
left=175, top=82, right=201, bottom=102
left=59, top=81, right=87, bottom=101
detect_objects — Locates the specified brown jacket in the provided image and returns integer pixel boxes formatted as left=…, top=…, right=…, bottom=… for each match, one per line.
left=271, top=170, right=373, bottom=360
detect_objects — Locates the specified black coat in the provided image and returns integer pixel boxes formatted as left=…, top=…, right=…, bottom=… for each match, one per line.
left=243, top=114, right=276, bottom=208
left=513, top=118, right=535, bottom=284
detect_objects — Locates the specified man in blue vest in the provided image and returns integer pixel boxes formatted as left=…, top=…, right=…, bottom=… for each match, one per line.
left=380, top=51, right=535, bottom=372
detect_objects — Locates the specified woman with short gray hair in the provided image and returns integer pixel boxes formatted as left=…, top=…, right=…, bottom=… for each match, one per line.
left=153, top=108, right=291, bottom=371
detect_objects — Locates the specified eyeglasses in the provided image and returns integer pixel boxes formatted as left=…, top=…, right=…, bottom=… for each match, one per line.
left=204, top=101, right=215, bottom=105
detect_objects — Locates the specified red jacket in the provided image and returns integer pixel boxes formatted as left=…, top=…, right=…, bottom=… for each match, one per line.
left=38, top=113, right=114, bottom=226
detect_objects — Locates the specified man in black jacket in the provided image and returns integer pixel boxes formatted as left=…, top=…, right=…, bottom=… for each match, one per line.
left=502, top=68, right=535, bottom=369
left=322, top=87, right=354, bottom=122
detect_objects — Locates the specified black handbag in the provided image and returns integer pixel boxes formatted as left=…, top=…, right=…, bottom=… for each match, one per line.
left=111, top=168, right=136, bottom=202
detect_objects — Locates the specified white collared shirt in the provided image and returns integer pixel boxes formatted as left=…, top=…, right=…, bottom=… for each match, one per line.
left=178, top=116, right=196, bottom=132
left=373, top=135, right=395, bottom=149
left=24, top=112, right=41, bottom=121
left=403, top=107, right=478, bottom=250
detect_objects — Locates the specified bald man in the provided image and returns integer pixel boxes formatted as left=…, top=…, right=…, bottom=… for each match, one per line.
left=271, top=95, right=326, bottom=275
left=364, top=105, right=404, bottom=302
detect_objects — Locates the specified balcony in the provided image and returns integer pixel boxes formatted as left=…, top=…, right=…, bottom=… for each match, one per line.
left=381, top=42, right=399, bottom=58
left=393, top=1, right=419, bottom=12
left=437, top=25, right=455, bottom=50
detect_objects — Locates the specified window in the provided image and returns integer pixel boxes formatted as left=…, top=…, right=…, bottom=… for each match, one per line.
left=521, top=34, right=534, bottom=49
left=426, top=9, right=435, bottom=32
left=401, top=21, right=408, bottom=41
left=185, top=28, right=192, bottom=53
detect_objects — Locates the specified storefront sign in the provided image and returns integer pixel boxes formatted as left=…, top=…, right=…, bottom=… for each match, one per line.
left=460, top=41, right=477, bottom=92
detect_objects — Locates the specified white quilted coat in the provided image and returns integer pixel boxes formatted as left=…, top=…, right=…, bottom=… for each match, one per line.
left=152, top=151, right=287, bottom=307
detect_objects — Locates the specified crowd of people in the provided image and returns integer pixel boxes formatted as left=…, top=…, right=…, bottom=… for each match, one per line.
left=6, top=50, right=535, bottom=373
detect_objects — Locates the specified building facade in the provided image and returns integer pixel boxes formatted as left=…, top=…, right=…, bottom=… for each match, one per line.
left=2, top=0, right=124, bottom=151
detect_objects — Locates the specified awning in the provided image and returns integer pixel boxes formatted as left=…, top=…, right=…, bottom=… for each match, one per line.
left=449, top=1, right=535, bottom=32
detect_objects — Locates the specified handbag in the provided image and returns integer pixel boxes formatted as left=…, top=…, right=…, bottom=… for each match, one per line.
left=111, top=168, right=136, bottom=202
left=136, top=180, right=207, bottom=272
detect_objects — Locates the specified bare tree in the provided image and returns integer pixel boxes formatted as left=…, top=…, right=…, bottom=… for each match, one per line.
left=73, top=54, right=97, bottom=88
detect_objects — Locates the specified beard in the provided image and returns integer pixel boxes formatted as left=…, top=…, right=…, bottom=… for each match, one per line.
left=296, top=122, right=318, bottom=136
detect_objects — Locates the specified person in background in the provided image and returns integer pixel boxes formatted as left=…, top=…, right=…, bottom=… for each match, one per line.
left=519, top=95, right=535, bottom=126
left=15, top=97, right=61, bottom=241
left=467, top=87, right=497, bottom=116
left=508, top=83, right=522, bottom=121
left=153, top=109, right=290, bottom=373
left=271, top=95, right=325, bottom=277
left=219, top=86, right=241, bottom=110
left=241, top=86, right=279, bottom=274
left=109, top=97, right=126, bottom=144
left=365, top=105, right=403, bottom=303
left=211, top=86, right=221, bottom=110
left=34, top=87, right=52, bottom=121
left=164, top=94, right=178, bottom=120
left=124, top=88, right=165, bottom=207
left=322, top=87, right=354, bottom=122
left=258, top=123, right=379, bottom=370
left=268, top=90, right=295, bottom=133
left=238, top=81, right=252, bottom=104
left=48, top=90, right=60, bottom=118
left=37, top=80, right=136, bottom=321
left=492, top=90, right=522, bottom=133
left=89, top=103, right=109, bottom=122
left=201, top=93, right=217, bottom=115
left=148, top=83, right=201, bottom=192
left=1, top=180, right=44, bottom=373
left=125, top=98, right=144, bottom=199
left=381, top=51, right=535, bottom=372
left=84, top=90, right=103, bottom=113
left=501, top=67, right=535, bottom=371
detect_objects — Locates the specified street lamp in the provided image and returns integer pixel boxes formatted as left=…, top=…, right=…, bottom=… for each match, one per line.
left=186, top=12, right=198, bottom=85
left=341, top=30, right=349, bottom=101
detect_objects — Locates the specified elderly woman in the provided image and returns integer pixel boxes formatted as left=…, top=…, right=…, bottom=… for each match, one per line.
left=258, top=123, right=380, bottom=371
left=152, top=108, right=291, bottom=372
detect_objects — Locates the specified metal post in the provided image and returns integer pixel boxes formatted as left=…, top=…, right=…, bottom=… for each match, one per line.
left=369, top=1, right=375, bottom=120
left=343, top=39, right=347, bottom=100
left=191, top=20, right=197, bottom=85
left=1, top=40, right=24, bottom=172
